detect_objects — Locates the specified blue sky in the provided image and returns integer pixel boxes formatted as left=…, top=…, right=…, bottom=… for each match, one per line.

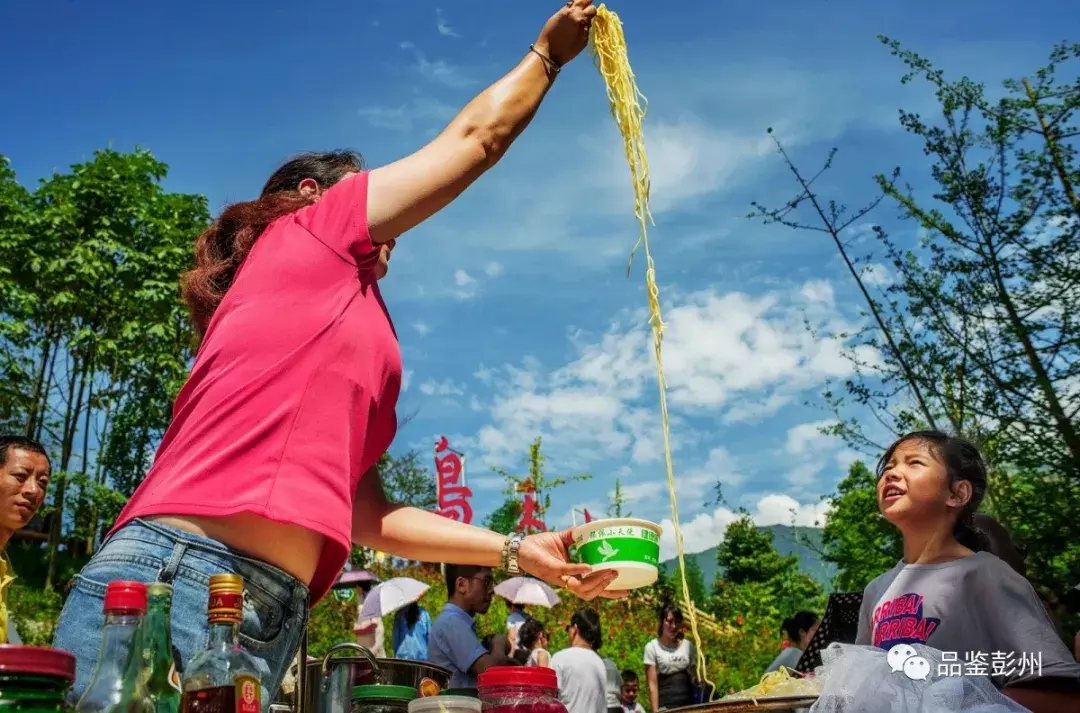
left=2, top=0, right=1070, bottom=557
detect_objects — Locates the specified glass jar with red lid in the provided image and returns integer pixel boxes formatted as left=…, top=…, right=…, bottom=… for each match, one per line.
left=0, top=645, right=77, bottom=713
left=477, top=667, right=566, bottom=713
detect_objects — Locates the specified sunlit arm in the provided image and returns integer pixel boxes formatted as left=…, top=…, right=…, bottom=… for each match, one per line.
left=350, top=465, right=505, bottom=565
left=366, top=51, right=556, bottom=243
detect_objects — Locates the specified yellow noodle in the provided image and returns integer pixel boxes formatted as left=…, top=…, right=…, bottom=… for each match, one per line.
left=588, top=5, right=713, bottom=693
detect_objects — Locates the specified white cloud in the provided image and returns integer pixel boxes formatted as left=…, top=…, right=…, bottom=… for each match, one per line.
left=453, top=269, right=478, bottom=300
left=402, top=369, right=413, bottom=393
left=861, top=263, right=892, bottom=287
left=358, top=96, right=456, bottom=132
left=658, top=493, right=831, bottom=560
left=399, top=42, right=473, bottom=88
left=413, top=321, right=432, bottom=336
left=472, top=280, right=873, bottom=473
left=593, top=119, right=775, bottom=215
left=785, top=420, right=834, bottom=455
left=435, top=9, right=460, bottom=38
left=484, top=262, right=503, bottom=277
left=419, top=379, right=466, bottom=397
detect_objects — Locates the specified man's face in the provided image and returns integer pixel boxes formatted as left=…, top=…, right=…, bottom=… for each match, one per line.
left=461, top=568, right=494, bottom=614
left=620, top=681, right=639, bottom=705
left=0, top=448, right=50, bottom=532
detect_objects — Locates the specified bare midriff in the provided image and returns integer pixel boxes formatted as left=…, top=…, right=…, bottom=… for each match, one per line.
left=148, top=513, right=324, bottom=586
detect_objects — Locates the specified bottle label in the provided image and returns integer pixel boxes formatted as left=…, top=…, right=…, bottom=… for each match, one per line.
left=235, top=675, right=261, bottom=713
left=208, top=593, right=243, bottom=623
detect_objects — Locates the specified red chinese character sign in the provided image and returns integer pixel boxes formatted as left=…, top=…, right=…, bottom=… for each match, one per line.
left=435, top=436, right=473, bottom=524
left=516, top=477, right=547, bottom=533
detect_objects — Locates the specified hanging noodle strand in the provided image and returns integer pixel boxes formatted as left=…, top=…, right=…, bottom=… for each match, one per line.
left=588, top=5, right=714, bottom=693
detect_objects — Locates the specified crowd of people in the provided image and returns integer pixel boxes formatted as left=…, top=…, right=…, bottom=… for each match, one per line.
left=371, top=561, right=701, bottom=713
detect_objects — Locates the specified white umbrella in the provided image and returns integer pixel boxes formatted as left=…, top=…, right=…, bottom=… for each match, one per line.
left=358, top=577, right=429, bottom=619
left=494, top=577, right=560, bottom=608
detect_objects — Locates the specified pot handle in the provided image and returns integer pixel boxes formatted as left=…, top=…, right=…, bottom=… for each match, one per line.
left=320, top=642, right=381, bottom=678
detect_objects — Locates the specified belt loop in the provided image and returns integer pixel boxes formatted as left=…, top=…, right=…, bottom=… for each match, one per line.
left=157, top=541, right=188, bottom=584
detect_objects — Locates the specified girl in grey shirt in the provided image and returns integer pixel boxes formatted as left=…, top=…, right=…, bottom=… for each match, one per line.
left=857, top=431, right=1080, bottom=710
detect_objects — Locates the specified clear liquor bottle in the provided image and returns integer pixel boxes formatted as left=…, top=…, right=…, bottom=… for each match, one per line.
left=143, top=583, right=182, bottom=713
left=180, top=574, right=263, bottom=713
left=75, top=581, right=155, bottom=713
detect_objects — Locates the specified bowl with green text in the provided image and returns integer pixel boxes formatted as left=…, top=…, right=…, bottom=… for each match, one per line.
left=570, top=518, right=663, bottom=590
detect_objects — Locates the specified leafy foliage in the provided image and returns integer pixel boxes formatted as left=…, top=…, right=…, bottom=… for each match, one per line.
left=750, top=39, right=1080, bottom=614
left=490, top=437, right=589, bottom=533
left=710, top=516, right=826, bottom=623
left=821, top=462, right=903, bottom=591
left=482, top=497, right=523, bottom=535
left=0, top=148, right=210, bottom=589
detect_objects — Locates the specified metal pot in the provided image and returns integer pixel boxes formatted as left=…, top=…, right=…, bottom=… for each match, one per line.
left=292, top=645, right=452, bottom=713
left=294, top=644, right=381, bottom=713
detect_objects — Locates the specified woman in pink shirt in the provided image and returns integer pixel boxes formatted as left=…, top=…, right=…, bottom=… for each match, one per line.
left=53, top=0, right=622, bottom=701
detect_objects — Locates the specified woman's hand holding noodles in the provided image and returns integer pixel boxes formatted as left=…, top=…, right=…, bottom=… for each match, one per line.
left=535, top=0, right=598, bottom=67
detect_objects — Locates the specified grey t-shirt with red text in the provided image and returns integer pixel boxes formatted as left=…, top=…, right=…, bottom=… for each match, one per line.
left=855, top=551, right=1080, bottom=687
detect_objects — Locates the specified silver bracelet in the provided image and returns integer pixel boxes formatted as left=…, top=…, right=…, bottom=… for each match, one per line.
left=502, top=532, right=525, bottom=575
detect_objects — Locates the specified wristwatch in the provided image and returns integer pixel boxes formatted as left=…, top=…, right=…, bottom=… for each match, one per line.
left=502, top=532, right=525, bottom=575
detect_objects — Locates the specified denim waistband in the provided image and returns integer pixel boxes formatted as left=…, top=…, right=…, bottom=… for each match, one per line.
left=105, top=518, right=309, bottom=607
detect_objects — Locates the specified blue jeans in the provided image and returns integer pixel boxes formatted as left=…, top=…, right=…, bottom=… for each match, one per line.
left=53, top=519, right=309, bottom=707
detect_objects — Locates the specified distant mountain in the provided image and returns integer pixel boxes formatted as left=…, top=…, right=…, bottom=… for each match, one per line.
left=661, top=525, right=836, bottom=591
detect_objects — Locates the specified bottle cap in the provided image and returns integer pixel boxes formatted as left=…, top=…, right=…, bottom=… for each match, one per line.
left=0, top=646, right=76, bottom=680
left=477, top=666, right=556, bottom=690
left=208, top=573, right=244, bottom=595
left=147, top=582, right=174, bottom=597
left=103, top=581, right=149, bottom=614
left=208, top=573, right=244, bottom=622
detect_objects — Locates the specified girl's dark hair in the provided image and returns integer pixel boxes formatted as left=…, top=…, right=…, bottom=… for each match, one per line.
left=658, top=602, right=685, bottom=641
left=182, top=150, right=364, bottom=336
left=972, top=513, right=1027, bottom=576
left=781, top=611, right=818, bottom=642
left=404, top=602, right=421, bottom=629
left=877, top=430, right=989, bottom=551
left=571, top=608, right=603, bottom=651
left=518, top=616, right=545, bottom=650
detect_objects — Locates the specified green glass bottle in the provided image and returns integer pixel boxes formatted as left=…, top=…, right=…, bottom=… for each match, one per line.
left=143, top=584, right=182, bottom=713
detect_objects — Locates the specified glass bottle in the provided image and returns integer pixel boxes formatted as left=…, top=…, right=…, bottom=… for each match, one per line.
left=142, top=584, right=182, bottom=713
left=75, top=581, right=154, bottom=713
left=180, top=574, right=262, bottom=713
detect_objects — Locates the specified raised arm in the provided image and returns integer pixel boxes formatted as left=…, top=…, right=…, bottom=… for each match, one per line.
left=366, top=0, right=597, bottom=244
left=350, top=462, right=623, bottom=600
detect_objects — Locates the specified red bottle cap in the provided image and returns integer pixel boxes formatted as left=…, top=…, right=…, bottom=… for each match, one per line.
left=103, top=580, right=148, bottom=614
left=478, top=665, right=557, bottom=690
left=0, top=646, right=76, bottom=680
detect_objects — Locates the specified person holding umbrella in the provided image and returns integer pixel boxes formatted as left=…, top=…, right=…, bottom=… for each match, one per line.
left=358, top=577, right=430, bottom=660
left=393, top=603, right=432, bottom=662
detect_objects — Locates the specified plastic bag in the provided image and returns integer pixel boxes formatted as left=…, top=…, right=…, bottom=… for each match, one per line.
left=808, top=643, right=1029, bottom=713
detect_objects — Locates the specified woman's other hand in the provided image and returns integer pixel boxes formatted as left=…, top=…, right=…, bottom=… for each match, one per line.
left=535, top=0, right=599, bottom=67
left=518, top=529, right=629, bottom=601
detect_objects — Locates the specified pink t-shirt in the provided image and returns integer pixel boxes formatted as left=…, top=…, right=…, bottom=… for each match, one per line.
left=112, top=171, right=401, bottom=603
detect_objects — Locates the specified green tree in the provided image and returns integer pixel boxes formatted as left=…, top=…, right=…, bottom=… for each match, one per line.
left=710, top=517, right=825, bottom=622
left=608, top=478, right=629, bottom=517
left=750, top=40, right=1080, bottom=603
left=483, top=497, right=523, bottom=535
left=821, top=462, right=903, bottom=591
left=0, top=149, right=210, bottom=589
left=379, top=450, right=437, bottom=509
left=669, top=555, right=707, bottom=606
left=491, top=436, right=590, bottom=533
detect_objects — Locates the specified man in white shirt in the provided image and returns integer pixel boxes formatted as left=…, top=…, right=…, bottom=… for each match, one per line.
left=552, top=609, right=607, bottom=713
